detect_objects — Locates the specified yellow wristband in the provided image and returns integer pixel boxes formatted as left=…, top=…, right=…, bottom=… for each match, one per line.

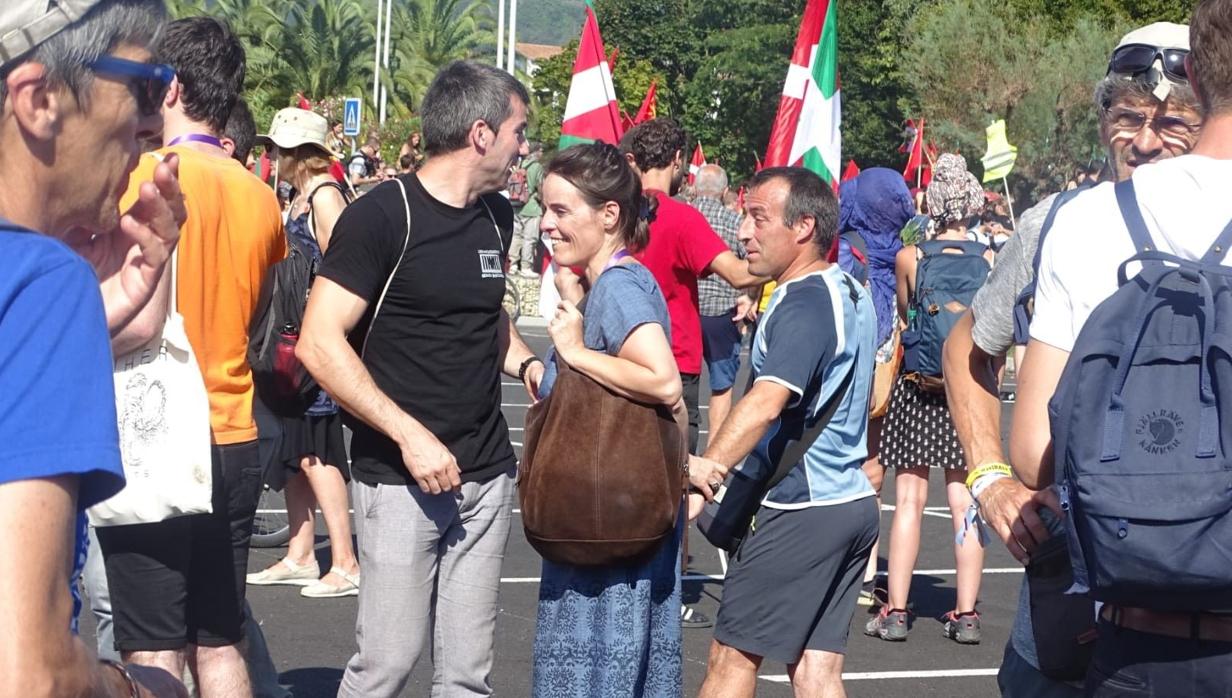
left=965, top=462, right=1012, bottom=490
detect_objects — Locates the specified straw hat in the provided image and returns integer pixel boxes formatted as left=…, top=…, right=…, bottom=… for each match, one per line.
left=257, top=107, right=343, bottom=159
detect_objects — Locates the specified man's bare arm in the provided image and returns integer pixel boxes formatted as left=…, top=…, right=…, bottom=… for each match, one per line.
left=499, top=309, right=544, bottom=400
left=297, top=277, right=461, bottom=494
left=707, top=250, right=767, bottom=290
left=703, top=380, right=792, bottom=468
left=1009, top=339, right=1071, bottom=489
left=943, top=310, right=1007, bottom=469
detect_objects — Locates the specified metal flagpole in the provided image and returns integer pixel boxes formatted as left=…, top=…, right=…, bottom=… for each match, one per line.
left=379, top=0, right=392, bottom=124
left=496, top=0, right=506, bottom=70
left=506, top=0, right=518, bottom=75
left=372, top=0, right=383, bottom=111
left=1002, top=177, right=1017, bottom=229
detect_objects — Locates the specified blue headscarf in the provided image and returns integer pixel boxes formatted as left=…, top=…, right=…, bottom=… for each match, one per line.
left=841, top=167, right=912, bottom=347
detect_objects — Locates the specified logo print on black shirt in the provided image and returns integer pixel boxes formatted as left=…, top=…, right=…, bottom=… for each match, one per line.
left=479, top=250, right=504, bottom=279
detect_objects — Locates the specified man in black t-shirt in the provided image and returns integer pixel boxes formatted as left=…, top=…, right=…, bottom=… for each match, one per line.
left=298, top=61, right=542, bottom=698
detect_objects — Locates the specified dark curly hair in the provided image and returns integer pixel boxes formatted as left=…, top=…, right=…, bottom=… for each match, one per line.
left=620, top=118, right=686, bottom=172
left=546, top=142, right=657, bottom=253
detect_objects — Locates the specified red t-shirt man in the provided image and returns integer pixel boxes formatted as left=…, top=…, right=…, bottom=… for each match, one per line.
left=635, top=190, right=730, bottom=376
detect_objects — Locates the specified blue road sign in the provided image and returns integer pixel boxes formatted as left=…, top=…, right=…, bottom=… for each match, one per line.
left=343, top=98, right=361, bottom=137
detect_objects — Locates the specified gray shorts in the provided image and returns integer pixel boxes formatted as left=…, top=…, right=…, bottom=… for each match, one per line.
left=714, top=496, right=879, bottom=663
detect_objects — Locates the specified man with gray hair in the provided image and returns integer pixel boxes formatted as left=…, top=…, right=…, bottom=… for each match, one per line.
left=943, top=21, right=1203, bottom=695
left=692, top=163, right=748, bottom=437
left=0, top=0, right=188, bottom=696
left=299, top=59, right=543, bottom=697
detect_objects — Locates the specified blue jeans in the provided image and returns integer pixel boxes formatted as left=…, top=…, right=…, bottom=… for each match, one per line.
left=998, top=642, right=1082, bottom=698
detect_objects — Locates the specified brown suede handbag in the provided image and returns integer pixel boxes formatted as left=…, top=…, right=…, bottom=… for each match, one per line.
left=519, top=358, right=687, bottom=567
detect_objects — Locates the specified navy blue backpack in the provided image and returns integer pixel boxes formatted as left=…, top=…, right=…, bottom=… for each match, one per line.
left=902, top=239, right=990, bottom=390
left=835, top=231, right=870, bottom=286
left=1051, top=179, right=1232, bottom=611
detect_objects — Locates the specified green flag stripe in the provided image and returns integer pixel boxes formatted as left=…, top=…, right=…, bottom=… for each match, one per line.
left=815, top=1, right=839, bottom=100
left=802, top=147, right=835, bottom=185
left=558, top=133, right=595, bottom=149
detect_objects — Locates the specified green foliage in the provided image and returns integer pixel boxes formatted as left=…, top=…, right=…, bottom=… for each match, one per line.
left=519, top=0, right=587, bottom=45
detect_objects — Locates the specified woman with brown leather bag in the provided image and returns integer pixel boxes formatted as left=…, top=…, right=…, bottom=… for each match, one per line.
left=524, top=142, right=704, bottom=697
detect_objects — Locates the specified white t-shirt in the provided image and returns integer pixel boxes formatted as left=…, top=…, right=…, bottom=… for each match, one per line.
left=1031, top=155, right=1232, bottom=352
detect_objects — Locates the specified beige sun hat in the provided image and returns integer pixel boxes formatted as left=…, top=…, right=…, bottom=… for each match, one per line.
left=257, top=107, right=343, bottom=159
left=1, top=0, right=99, bottom=67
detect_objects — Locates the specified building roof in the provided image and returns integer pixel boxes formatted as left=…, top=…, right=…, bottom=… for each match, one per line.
left=516, top=42, right=564, bottom=61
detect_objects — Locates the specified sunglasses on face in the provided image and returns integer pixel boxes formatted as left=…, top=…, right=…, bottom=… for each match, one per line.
left=1107, top=44, right=1190, bottom=83
left=87, top=55, right=175, bottom=116
left=1105, top=106, right=1202, bottom=139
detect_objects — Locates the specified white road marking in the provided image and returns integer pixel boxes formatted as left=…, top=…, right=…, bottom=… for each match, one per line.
left=495, top=569, right=1021, bottom=584
left=760, top=668, right=999, bottom=683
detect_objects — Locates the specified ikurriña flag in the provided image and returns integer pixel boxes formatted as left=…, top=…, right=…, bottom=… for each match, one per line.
left=763, top=0, right=841, bottom=185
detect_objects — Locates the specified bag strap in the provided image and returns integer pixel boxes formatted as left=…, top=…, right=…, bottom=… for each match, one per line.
left=1028, top=188, right=1084, bottom=280
left=1201, top=217, right=1232, bottom=265
left=1114, top=179, right=1156, bottom=253
left=305, top=181, right=353, bottom=248
left=361, top=178, right=412, bottom=359
left=765, top=360, right=858, bottom=492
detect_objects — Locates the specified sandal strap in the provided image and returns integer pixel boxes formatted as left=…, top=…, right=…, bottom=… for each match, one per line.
left=329, top=567, right=361, bottom=586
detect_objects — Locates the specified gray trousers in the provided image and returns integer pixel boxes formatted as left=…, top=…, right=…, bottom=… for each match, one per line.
left=509, top=215, right=540, bottom=272
left=338, top=469, right=516, bottom=698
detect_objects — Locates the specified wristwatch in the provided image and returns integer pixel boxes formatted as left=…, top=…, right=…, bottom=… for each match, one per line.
left=518, top=356, right=544, bottom=382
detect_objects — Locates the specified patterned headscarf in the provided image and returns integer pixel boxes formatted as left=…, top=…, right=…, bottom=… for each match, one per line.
left=926, top=153, right=985, bottom=226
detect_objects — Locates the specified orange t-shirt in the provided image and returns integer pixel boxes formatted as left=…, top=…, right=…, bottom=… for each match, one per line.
left=121, top=146, right=285, bottom=445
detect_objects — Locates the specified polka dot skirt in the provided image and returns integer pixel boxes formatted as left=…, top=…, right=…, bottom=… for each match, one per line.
left=879, top=375, right=965, bottom=470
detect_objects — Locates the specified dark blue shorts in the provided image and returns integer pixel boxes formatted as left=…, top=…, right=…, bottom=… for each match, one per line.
left=701, top=311, right=743, bottom=392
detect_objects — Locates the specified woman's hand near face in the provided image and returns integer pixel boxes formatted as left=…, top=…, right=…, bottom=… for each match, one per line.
left=548, top=300, right=585, bottom=362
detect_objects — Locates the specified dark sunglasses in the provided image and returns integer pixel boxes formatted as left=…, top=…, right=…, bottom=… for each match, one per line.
left=87, top=55, right=175, bottom=116
left=1107, top=44, right=1190, bottom=83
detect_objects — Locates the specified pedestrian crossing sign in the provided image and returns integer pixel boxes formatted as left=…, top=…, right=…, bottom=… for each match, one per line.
left=343, top=98, right=361, bottom=137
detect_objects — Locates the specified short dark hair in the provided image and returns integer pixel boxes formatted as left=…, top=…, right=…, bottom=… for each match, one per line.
left=746, top=167, right=838, bottom=255
left=546, top=142, right=655, bottom=253
left=155, top=17, right=245, bottom=134
left=399, top=153, right=415, bottom=171
left=1192, top=0, right=1232, bottom=114
left=223, top=97, right=255, bottom=164
left=621, top=118, right=685, bottom=171
left=420, top=60, right=530, bottom=157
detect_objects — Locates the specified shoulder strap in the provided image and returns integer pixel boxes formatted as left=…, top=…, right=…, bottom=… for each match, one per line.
left=842, top=230, right=869, bottom=263
left=1202, top=218, right=1232, bottom=265
left=1114, top=179, right=1156, bottom=253
left=361, top=178, right=412, bottom=359
left=1029, top=188, right=1082, bottom=278
left=765, top=365, right=857, bottom=491
left=478, top=197, right=506, bottom=254
left=305, top=181, right=353, bottom=247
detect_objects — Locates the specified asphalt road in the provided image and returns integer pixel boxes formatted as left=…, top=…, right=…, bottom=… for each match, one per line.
left=84, top=322, right=1020, bottom=697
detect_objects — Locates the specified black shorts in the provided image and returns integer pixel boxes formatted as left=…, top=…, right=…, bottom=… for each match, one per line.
left=96, top=441, right=263, bottom=651
left=714, top=496, right=879, bottom=663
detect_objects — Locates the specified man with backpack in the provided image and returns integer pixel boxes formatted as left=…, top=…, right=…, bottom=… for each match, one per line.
left=1013, top=5, right=1230, bottom=692
left=297, top=60, right=542, bottom=697
left=508, top=141, right=543, bottom=277
left=944, top=21, right=1203, bottom=695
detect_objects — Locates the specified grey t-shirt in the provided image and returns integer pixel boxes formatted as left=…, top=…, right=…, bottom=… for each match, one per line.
left=967, top=191, right=1068, bottom=672
left=969, top=192, right=1059, bottom=355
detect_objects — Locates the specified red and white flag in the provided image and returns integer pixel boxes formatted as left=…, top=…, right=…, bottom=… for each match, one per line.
left=558, top=5, right=623, bottom=148
left=688, top=143, right=706, bottom=185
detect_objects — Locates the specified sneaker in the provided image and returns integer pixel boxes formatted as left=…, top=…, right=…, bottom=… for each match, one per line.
left=681, top=604, right=713, bottom=629
left=300, top=567, right=361, bottom=598
left=246, top=558, right=318, bottom=586
left=864, top=607, right=909, bottom=641
left=943, top=610, right=982, bottom=644
left=857, top=580, right=877, bottom=607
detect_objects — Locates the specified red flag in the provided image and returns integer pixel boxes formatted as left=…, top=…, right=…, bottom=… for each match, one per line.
left=607, top=47, right=619, bottom=71
left=559, top=5, right=624, bottom=147
left=841, top=159, right=860, bottom=182
left=330, top=160, right=347, bottom=183
left=902, top=118, right=935, bottom=187
left=688, top=143, right=706, bottom=185
left=296, top=92, right=312, bottom=110
left=619, top=110, right=635, bottom=132
left=753, top=151, right=763, bottom=172
left=633, top=80, right=657, bottom=124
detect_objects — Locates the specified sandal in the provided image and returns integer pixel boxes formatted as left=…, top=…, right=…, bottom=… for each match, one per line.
left=246, top=558, right=319, bottom=586
left=300, top=567, right=361, bottom=598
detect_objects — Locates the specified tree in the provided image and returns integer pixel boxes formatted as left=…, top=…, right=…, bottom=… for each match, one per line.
left=383, top=0, right=496, bottom=115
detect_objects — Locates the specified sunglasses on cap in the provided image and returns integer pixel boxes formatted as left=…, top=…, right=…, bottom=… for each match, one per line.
left=87, top=55, right=175, bottom=116
left=1107, top=44, right=1190, bottom=83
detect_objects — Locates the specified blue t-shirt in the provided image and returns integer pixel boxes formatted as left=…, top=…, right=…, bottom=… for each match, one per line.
left=0, top=224, right=126, bottom=628
left=744, top=267, right=877, bottom=507
left=538, top=263, right=670, bottom=398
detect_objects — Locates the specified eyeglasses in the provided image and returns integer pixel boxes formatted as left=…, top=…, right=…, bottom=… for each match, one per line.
left=1107, top=44, right=1190, bottom=83
left=86, top=55, right=175, bottom=116
left=1104, top=106, right=1202, bottom=139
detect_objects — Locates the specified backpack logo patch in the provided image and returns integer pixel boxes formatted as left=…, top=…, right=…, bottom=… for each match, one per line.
left=1135, top=410, right=1183, bottom=455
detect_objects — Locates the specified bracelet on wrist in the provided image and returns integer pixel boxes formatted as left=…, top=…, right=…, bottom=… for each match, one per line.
left=970, top=471, right=1012, bottom=502
left=100, top=659, right=140, bottom=698
left=518, top=356, right=543, bottom=382
left=965, top=461, right=1013, bottom=489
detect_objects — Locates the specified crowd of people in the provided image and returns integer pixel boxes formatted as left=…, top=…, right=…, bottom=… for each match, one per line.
left=4, top=0, right=1232, bottom=697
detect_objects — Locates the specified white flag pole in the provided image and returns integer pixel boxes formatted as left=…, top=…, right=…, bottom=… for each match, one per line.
left=506, top=0, right=518, bottom=75
left=496, top=0, right=506, bottom=70
left=372, top=0, right=383, bottom=110
left=379, top=0, right=392, bottom=124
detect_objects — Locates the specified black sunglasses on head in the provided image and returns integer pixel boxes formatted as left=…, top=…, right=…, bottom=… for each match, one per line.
left=1107, top=44, right=1190, bottom=84
left=87, top=55, right=175, bottom=116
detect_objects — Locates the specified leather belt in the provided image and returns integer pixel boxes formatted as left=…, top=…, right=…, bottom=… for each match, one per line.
left=1101, top=604, right=1232, bottom=643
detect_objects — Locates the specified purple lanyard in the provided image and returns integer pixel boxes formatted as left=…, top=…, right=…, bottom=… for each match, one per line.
left=166, top=133, right=223, bottom=148
left=602, top=248, right=632, bottom=272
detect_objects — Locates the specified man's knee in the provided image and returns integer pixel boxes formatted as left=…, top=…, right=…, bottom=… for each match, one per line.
left=707, top=639, right=762, bottom=675
left=791, top=649, right=844, bottom=684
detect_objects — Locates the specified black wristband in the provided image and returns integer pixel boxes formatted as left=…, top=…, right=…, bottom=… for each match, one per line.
left=518, top=356, right=544, bottom=382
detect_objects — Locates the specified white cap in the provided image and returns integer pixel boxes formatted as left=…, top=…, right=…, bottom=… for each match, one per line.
left=1, top=0, right=99, bottom=68
left=1111, top=22, right=1191, bottom=101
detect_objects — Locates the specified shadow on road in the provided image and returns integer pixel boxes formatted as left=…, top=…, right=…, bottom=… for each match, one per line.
left=280, top=667, right=343, bottom=698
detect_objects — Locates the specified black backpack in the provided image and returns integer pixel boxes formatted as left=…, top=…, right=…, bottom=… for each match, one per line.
left=249, top=183, right=351, bottom=415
